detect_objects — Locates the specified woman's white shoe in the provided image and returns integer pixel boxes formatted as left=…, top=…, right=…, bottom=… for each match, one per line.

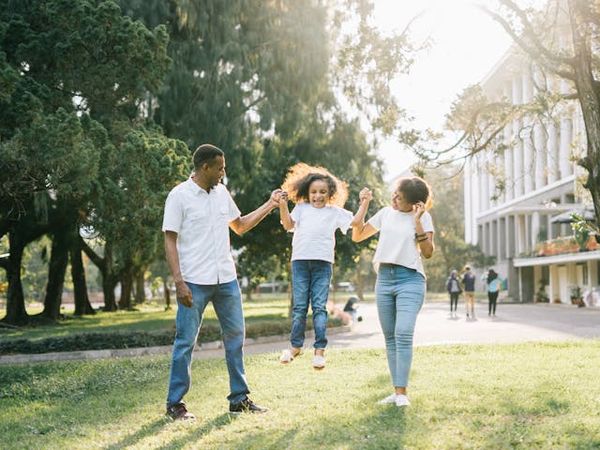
left=377, top=393, right=398, bottom=405
left=395, top=394, right=411, bottom=407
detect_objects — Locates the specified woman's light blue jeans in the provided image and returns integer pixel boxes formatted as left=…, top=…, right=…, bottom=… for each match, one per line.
left=166, top=280, right=249, bottom=407
left=290, top=259, right=332, bottom=349
left=375, top=264, right=426, bottom=388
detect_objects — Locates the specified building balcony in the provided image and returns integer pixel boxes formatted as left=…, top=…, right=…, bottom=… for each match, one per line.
left=514, top=235, right=600, bottom=268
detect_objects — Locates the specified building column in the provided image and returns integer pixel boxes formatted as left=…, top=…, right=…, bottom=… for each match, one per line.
left=559, top=117, right=572, bottom=178
left=522, top=71, right=534, bottom=193
left=547, top=121, right=559, bottom=184
left=512, top=76, right=523, bottom=197
left=534, top=122, right=547, bottom=190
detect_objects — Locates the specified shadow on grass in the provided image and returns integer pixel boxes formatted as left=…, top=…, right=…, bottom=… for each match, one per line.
left=155, top=413, right=237, bottom=450
left=0, top=356, right=219, bottom=449
left=106, top=417, right=170, bottom=450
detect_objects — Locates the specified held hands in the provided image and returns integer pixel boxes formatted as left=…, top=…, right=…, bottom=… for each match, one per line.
left=279, top=191, right=289, bottom=206
left=359, top=187, right=372, bottom=204
left=269, top=189, right=284, bottom=209
left=175, top=280, right=193, bottom=308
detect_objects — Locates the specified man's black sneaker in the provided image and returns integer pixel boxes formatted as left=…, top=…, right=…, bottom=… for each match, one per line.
left=229, top=397, right=268, bottom=414
left=166, top=403, right=196, bottom=420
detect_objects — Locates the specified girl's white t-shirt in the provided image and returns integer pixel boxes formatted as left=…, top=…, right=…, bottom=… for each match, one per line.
left=368, top=207, right=434, bottom=277
left=290, top=203, right=354, bottom=263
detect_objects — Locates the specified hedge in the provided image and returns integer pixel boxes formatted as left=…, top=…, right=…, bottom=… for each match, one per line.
left=0, top=319, right=342, bottom=355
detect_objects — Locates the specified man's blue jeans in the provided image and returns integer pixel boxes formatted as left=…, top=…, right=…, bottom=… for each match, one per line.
left=166, top=280, right=249, bottom=407
left=375, top=264, right=426, bottom=387
left=290, top=259, right=332, bottom=349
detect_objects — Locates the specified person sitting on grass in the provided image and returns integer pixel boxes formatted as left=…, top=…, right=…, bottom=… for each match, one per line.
left=277, top=162, right=370, bottom=369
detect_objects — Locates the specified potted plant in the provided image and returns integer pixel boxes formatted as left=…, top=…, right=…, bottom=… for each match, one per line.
left=569, top=285, right=585, bottom=307
left=535, top=280, right=549, bottom=303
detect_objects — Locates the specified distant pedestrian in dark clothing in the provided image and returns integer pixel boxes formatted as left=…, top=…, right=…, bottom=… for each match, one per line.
left=446, top=270, right=462, bottom=317
left=485, top=269, right=502, bottom=317
left=461, top=266, right=476, bottom=319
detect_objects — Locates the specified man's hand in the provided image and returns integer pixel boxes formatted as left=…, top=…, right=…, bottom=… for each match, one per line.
left=269, top=189, right=284, bottom=208
left=175, top=280, right=193, bottom=308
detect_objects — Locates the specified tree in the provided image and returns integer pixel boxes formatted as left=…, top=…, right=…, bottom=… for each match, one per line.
left=121, top=0, right=419, bottom=288
left=0, top=0, right=183, bottom=323
left=419, top=1, right=600, bottom=229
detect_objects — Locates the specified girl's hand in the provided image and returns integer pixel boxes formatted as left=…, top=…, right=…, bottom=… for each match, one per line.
left=279, top=191, right=289, bottom=205
left=359, top=187, right=372, bottom=203
left=413, top=201, right=426, bottom=219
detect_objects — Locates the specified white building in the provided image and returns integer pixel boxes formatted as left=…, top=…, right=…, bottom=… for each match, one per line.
left=464, top=48, right=600, bottom=304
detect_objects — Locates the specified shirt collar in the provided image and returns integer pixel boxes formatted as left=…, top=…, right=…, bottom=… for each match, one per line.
left=186, top=177, right=209, bottom=195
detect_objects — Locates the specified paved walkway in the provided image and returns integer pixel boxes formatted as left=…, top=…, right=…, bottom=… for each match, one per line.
left=1, top=302, right=599, bottom=364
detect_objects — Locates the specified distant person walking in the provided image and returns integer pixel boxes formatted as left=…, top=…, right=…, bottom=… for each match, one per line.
left=446, top=270, right=462, bottom=317
left=485, top=269, right=502, bottom=317
left=352, top=176, right=434, bottom=408
left=462, top=266, right=476, bottom=319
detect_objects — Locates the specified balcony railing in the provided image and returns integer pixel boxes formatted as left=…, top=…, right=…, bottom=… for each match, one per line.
left=533, top=235, right=599, bottom=258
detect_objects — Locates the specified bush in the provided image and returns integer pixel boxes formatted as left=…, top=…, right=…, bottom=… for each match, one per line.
left=0, top=319, right=343, bottom=355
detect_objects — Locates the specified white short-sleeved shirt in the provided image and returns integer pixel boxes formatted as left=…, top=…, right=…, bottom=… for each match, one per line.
left=162, top=178, right=241, bottom=285
left=368, top=207, right=434, bottom=277
left=290, top=203, right=354, bottom=263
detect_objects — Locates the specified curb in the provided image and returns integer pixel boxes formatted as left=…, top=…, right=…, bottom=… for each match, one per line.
left=0, top=325, right=352, bottom=366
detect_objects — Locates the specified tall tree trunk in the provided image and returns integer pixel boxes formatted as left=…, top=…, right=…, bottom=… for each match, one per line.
left=41, top=230, right=69, bottom=320
left=71, top=242, right=95, bottom=316
left=1, top=232, right=28, bottom=325
left=119, top=269, right=133, bottom=310
left=163, top=277, right=171, bottom=310
left=81, top=240, right=118, bottom=311
left=134, top=269, right=145, bottom=304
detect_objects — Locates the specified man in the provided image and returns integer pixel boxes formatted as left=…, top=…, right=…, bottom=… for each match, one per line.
left=461, top=265, right=476, bottom=319
left=162, top=143, right=281, bottom=420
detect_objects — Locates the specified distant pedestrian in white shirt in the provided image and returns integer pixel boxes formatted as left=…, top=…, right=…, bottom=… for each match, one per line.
left=277, top=163, right=368, bottom=369
left=352, top=176, right=435, bottom=408
left=162, top=144, right=282, bottom=420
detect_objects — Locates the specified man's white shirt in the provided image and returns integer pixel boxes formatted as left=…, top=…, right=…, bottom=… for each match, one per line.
left=162, top=178, right=241, bottom=284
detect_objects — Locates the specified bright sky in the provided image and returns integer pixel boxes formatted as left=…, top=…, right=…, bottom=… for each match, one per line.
left=373, top=0, right=513, bottom=179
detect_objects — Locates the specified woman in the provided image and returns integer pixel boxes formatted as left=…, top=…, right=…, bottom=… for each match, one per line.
left=485, top=269, right=502, bottom=317
left=446, top=269, right=462, bottom=317
left=352, top=177, right=434, bottom=407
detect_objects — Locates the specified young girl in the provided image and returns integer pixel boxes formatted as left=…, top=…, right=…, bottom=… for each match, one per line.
left=278, top=163, right=368, bottom=369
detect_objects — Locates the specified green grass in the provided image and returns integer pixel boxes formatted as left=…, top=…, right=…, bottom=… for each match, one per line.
left=0, top=295, right=291, bottom=342
left=1, top=341, right=599, bottom=449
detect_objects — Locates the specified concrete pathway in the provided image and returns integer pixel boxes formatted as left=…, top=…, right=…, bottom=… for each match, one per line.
left=1, top=302, right=599, bottom=365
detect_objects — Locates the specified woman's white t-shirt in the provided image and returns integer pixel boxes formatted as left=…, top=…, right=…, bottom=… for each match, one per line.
left=290, top=203, right=354, bottom=263
left=368, top=207, right=434, bottom=277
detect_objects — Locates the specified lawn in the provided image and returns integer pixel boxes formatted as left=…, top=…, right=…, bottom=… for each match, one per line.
left=0, top=294, right=291, bottom=342
left=1, top=341, right=599, bottom=449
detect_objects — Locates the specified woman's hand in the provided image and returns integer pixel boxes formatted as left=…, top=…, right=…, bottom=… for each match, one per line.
left=359, top=187, right=372, bottom=203
left=413, top=201, right=426, bottom=220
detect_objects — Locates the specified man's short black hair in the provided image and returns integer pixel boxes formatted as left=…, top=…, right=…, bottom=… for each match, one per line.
left=193, top=144, right=224, bottom=170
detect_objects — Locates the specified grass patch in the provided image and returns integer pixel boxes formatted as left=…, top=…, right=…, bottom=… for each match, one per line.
left=1, top=341, right=599, bottom=449
left=0, top=296, right=290, bottom=342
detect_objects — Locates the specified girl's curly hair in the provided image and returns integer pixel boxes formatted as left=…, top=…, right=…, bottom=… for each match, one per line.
left=395, top=176, right=433, bottom=210
left=281, top=163, right=348, bottom=207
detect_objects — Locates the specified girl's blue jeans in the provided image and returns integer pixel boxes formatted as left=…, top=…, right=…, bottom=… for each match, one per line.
left=375, top=264, right=426, bottom=388
left=290, top=259, right=332, bottom=349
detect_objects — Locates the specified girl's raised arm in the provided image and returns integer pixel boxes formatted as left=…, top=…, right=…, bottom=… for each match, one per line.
left=351, top=187, right=377, bottom=242
left=279, top=191, right=295, bottom=231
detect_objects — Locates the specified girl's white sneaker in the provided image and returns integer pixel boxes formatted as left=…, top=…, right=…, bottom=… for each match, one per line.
left=279, top=349, right=294, bottom=364
left=312, top=354, right=326, bottom=369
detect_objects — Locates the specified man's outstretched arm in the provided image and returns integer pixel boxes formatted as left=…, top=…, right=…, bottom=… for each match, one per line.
left=229, top=189, right=282, bottom=236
